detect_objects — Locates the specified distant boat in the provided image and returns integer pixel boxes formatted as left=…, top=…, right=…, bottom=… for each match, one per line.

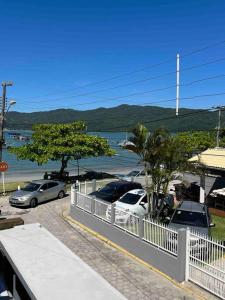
left=118, top=132, right=133, bottom=147
left=7, top=132, right=21, bottom=136
left=12, top=134, right=30, bottom=141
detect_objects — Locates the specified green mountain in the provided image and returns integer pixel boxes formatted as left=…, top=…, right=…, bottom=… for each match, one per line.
left=6, top=104, right=219, bottom=132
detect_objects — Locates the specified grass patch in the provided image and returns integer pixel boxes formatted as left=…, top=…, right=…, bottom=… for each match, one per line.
left=0, top=181, right=28, bottom=194
left=211, top=214, right=225, bottom=241
left=0, top=181, right=71, bottom=195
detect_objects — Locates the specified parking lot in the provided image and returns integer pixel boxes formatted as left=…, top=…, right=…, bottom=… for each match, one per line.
left=0, top=194, right=218, bottom=300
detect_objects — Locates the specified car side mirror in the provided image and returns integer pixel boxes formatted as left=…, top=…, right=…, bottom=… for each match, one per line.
left=209, top=223, right=215, bottom=227
left=139, top=201, right=146, bottom=207
left=39, top=189, right=44, bottom=193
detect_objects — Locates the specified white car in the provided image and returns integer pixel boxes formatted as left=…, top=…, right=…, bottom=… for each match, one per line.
left=116, top=170, right=144, bottom=182
left=106, top=189, right=148, bottom=224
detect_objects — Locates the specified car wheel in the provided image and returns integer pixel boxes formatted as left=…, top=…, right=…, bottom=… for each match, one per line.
left=58, top=190, right=65, bottom=199
left=30, top=198, right=38, bottom=208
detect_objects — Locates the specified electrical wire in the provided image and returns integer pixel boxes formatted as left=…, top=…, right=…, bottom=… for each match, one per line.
left=16, top=38, right=225, bottom=101
left=22, top=56, right=225, bottom=106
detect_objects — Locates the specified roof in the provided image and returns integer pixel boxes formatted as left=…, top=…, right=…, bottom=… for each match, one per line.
left=126, top=189, right=145, bottom=195
left=178, top=201, right=205, bottom=213
left=0, top=224, right=126, bottom=300
left=32, top=179, right=62, bottom=184
left=189, top=148, right=225, bottom=170
left=107, top=180, right=141, bottom=187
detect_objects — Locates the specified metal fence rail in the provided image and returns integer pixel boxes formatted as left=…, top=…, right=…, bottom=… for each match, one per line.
left=73, top=190, right=225, bottom=299
left=143, top=218, right=178, bottom=256
left=77, top=178, right=118, bottom=194
left=76, top=192, right=92, bottom=213
left=114, top=208, right=140, bottom=237
left=188, top=231, right=225, bottom=299
left=94, top=199, right=111, bottom=222
left=95, top=178, right=118, bottom=190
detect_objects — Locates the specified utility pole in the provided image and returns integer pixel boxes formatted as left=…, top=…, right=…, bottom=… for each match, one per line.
left=214, top=105, right=225, bottom=148
left=176, top=53, right=180, bottom=116
left=0, top=81, right=13, bottom=162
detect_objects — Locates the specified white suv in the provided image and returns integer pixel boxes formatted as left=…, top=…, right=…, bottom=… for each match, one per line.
left=106, top=189, right=148, bottom=224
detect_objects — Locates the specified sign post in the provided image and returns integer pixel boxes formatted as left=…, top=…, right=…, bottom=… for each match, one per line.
left=0, top=162, right=8, bottom=195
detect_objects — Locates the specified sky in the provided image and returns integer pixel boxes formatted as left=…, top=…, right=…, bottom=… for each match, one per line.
left=1, top=0, right=225, bottom=112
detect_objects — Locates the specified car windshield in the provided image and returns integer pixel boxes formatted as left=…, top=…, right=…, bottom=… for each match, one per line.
left=171, top=210, right=208, bottom=227
left=22, top=183, right=41, bottom=192
left=99, top=185, right=115, bottom=194
left=127, top=171, right=139, bottom=177
left=119, top=193, right=142, bottom=205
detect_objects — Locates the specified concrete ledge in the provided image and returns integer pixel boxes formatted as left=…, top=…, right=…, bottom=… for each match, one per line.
left=70, top=205, right=185, bottom=282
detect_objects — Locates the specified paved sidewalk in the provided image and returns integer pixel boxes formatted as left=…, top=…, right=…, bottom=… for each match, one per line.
left=0, top=195, right=218, bottom=300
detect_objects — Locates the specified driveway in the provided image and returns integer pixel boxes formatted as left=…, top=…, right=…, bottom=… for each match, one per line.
left=0, top=194, right=218, bottom=300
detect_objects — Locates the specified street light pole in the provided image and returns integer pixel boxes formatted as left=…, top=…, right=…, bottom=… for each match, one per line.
left=214, top=106, right=225, bottom=148
left=0, top=81, right=13, bottom=162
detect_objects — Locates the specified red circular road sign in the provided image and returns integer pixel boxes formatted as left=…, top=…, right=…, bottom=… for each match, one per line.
left=0, top=162, right=8, bottom=172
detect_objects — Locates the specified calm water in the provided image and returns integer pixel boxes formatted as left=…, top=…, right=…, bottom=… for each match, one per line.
left=3, top=131, right=139, bottom=176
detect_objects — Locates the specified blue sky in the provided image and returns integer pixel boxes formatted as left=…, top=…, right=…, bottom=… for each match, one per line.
left=1, top=0, right=225, bottom=112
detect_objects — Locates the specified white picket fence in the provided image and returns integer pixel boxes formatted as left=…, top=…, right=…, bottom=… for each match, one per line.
left=114, top=207, right=140, bottom=237
left=94, top=199, right=111, bottom=223
left=74, top=190, right=225, bottom=299
left=77, top=178, right=118, bottom=194
left=188, top=231, right=225, bottom=299
left=76, top=192, right=92, bottom=213
left=143, top=218, right=178, bottom=256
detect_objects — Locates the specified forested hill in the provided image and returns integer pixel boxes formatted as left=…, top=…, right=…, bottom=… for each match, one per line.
left=6, top=104, right=219, bottom=132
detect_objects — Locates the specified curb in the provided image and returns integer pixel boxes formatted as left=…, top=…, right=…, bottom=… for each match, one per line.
left=61, top=209, right=206, bottom=300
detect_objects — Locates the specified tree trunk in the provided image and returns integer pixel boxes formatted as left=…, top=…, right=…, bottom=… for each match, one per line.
left=59, top=156, right=69, bottom=176
left=144, top=163, right=153, bottom=216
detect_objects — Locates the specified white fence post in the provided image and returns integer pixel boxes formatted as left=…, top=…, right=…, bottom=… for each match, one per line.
left=177, top=228, right=190, bottom=282
left=185, top=228, right=190, bottom=281
left=70, top=185, right=75, bottom=205
left=139, top=215, right=144, bottom=239
left=91, top=198, right=95, bottom=214
left=111, top=203, right=115, bottom=224
left=92, top=179, right=96, bottom=192
left=84, top=181, right=87, bottom=194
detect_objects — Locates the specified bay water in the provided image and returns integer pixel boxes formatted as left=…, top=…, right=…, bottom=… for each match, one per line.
left=2, top=131, right=140, bottom=182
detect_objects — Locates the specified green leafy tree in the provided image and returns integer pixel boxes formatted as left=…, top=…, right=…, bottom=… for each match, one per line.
left=173, top=130, right=225, bottom=157
left=9, top=121, right=115, bottom=175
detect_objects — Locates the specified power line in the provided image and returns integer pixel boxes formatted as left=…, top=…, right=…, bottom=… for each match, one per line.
left=17, top=39, right=225, bottom=103
left=11, top=88, right=225, bottom=123
left=96, top=107, right=216, bottom=132
left=22, top=56, right=225, bottom=106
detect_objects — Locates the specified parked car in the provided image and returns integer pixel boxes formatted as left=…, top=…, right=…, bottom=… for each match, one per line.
left=9, top=180, right=66, bottom=208
left=79, top=171, right=116, bottom=181
left=89, top=180, right=142, bottom=203
left=106, top=189, right=148, bottom=224
left=169, top=200, right=214, bottom=233
left=116, top=170, right=144, bottom=181
left=167, top=200, right=215, bottom=257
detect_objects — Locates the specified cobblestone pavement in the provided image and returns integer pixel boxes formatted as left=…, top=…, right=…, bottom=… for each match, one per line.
left=0, top=195, right=218, bottom=300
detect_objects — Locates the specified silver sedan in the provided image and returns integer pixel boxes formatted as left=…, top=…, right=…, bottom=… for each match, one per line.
left=9, top=180, right=66, bottom=208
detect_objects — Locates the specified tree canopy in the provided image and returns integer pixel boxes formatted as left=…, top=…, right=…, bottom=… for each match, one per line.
left=174, top=130, right=225, bottom=157
left=9, top=121, right=115, bottom=175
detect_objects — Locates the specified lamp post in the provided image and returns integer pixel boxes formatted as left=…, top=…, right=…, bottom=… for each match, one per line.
left=0, top=82, right=16, bottom=162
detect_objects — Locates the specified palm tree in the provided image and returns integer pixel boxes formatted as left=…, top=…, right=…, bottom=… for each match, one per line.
left=124, top=124, right=170, bottom=215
